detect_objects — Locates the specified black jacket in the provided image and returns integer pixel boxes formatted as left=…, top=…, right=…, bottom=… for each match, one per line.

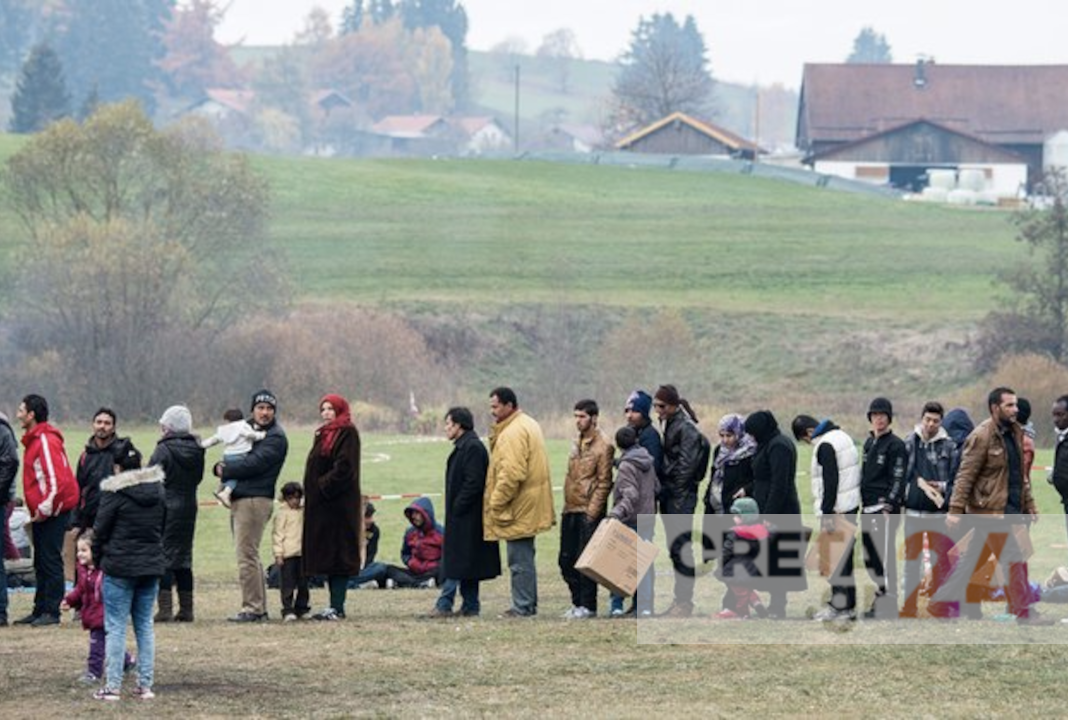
left=745, top=411, right=801, bottom=515
left=660, top=410, right=708, bottom=497
left=74, top=435, right=141, bottom=530
left=443, top=430, right=501, bottom=581
left=634, top=418, right=664, bottom=481
left=1053, top=433, right=1068, bottom=504
left=93, top=467, right=166, bottom=578
left=150, top=432, right=205, bottom=570
left=223, top=419, right=288, bottom=500
left=704, top=447, right=755, bottom=514
left=0, top=414, right=19, bottom=504
left=903, top=430, right=957, bottom=513
left=861, top=432, right=907, bottom=509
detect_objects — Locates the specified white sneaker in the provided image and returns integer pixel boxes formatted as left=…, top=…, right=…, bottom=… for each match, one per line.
left=283, top=613, right=298, bottom=622
left=610, top=608, right=625, bottom=617
left=564, top=606, right=594, bottom=620
left=385, top=579, right=396, bottom=589
left=357, top=580, right=378, bottom=590
left=562, top=605, right=579, bottom=619
left=813, top=607, right=855, bottom=622
left=424, top=578, right=436, bottom=589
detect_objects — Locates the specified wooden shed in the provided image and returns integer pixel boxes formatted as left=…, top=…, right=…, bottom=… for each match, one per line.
left=615, top=112, right=761, bottom=157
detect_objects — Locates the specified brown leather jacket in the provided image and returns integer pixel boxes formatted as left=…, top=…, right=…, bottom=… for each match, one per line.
left=948, top=418, right=1036, bottom=515
left=562, top=430, right=614, bottom=519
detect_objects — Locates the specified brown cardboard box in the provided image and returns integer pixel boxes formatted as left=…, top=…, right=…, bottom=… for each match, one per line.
left=805, top=515, right=856, bottom=577
left=575, top=519, right=659, bottom=597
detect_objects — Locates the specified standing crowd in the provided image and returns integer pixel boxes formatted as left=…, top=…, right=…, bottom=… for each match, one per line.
left=3, top=382, right=1068, bottom=700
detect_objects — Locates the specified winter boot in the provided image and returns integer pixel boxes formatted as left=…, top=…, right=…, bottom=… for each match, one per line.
left=154, top=588, right=174, bottom=623
left=174, top=590, right=194, bottom=622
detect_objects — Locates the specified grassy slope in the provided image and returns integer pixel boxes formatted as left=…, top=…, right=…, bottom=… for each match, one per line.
left=257, top=154, right=1014, bottom=321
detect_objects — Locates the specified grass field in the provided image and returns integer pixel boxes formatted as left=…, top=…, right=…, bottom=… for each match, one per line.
left=4, top=431, right=1068, bottom=716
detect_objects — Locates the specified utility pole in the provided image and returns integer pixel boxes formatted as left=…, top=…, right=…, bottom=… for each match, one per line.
left=513, top=63, right=520, bottom=154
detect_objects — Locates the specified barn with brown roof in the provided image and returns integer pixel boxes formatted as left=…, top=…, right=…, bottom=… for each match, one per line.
left=616, top=112, right=762, bottom=158
left=796, top=61, right=1068, bottom=194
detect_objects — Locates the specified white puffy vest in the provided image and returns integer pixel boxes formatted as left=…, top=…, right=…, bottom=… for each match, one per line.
left=811, top=429, right=861, bottom=515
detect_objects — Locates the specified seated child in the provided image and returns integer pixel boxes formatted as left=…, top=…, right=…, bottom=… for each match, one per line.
left=201, top=408, right=266, bottom=508
left=347, top=501, right=381, bottom=589
left=715, top=498, right=769, bottom=620
left=272, top=482, right=310, bottom=621
left=351, top=498, right=443, bottom=589
left=60, top=530, right=134, bottom=684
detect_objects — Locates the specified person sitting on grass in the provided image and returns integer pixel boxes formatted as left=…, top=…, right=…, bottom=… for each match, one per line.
left=61, top=530, right=134, bottom=684
left=201, top=408, right=266, bottom=508
left=715, top=498, right=770, bottom=620
left=347, top=502, right=382, bottom=589
left=352, top=498, right=444, bottom=589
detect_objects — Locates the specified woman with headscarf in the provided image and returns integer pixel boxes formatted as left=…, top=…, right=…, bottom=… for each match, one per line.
left=151, top=405, right=205, bottom=623
left=703, top=414, right=757, bottom=516
left=303, top=394, right=361, bottom=621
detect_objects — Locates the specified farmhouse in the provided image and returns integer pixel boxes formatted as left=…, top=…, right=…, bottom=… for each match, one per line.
left=796, top=62, right=1068, bottom=195
left=615, top=112, right=762, bottom=159
left=371, top=114, right=512, bottom=156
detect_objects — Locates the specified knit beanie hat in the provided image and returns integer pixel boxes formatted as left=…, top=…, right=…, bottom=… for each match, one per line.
left=624, top=390, right=653, bottom=418
left=730, top=497, right=760, bottom=524
left=159, top=405, right=192, bottom=434
left=654, top=385, right=680, bottom=407
left=251, top=389, right=278, bottom=411
left=867, top=397, right=893, bottom=423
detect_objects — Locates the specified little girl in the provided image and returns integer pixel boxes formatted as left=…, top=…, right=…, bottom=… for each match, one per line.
left=201, top=408, right=266, bottom=507
left=61, top=531, right=134, bottom=683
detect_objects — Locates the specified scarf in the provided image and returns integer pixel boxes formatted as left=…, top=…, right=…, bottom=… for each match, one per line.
left=317, top=393, right=354, bottom=456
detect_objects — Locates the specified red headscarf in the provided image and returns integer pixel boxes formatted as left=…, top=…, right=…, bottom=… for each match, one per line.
left=317, top=393, right=354, bottom=456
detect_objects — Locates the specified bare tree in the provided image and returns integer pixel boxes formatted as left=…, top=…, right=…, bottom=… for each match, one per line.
left=536, top=28, right=581, bottom=94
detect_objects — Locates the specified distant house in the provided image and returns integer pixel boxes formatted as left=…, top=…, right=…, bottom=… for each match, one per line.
left=538, top=123, right=605, bottom=154
left=370, top=114, right=511, bottom=156
left=450, top=116, right=511, bottom=154
left=615, top=112, right=762, bottom=158
left=796, top=62, right=1068, bottom=191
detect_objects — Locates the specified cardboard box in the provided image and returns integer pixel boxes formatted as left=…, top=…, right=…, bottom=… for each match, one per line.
left=575, top=518, right=659, bottom=597
left=804, top=515, right=856, bottom=577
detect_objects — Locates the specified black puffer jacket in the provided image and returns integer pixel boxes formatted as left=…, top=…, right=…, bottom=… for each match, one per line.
left=74, top=436, right=141, bottom=530
left=150, top=432, right=205, bottom=570
left=0, top=414, right=19, bottom=504
left=93, top=467, right=166, bottom=578
left=744, top=411, right=801, bottom=516
left=223, top=420, right=288, bottom=500
left=661, top=410, right=709, bottom=498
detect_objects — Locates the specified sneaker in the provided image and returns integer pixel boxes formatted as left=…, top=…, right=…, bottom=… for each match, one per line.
left=283, top=613, right=298, bottom=623
left=131, top=686, right=155, bottom=700
left=227, top=611, right=268, bottom=623
left=714, top=609, right=744, bottom=620
left=561, top=605, right=579, bottom=619
left=564, top=606, right=594, bottom=620
left=610, top=608, right=626, bottom=618
left=30, top=613, right=59, bottom=627
left=214, top=487, right=232, bottom=508
left=499, top=608, right=535, bottom=619
left=385, top=579, right=396, bottom=589
left=78, top=672, right=100, bottom=685
left=424, top=578, right=436, bottom=589
left=312, top=608, right=344, bottom=621
left=426, top=608, right=455, bottom=619
left=12, top=612, right=38, bottom=625
left=93, top=688, right=121, bottom=701
left=356, top=580, right=379, bottom=590
left=813, top=607, right=855, bottom=622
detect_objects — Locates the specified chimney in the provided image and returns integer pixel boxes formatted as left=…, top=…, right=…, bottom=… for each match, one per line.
left=914, top=57, right=928, bottom=89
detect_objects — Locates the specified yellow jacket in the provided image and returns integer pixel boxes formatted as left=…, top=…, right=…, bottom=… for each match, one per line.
left=272, top=502, right=304, bottom=559
left=484, top=410, right=555, bottom=541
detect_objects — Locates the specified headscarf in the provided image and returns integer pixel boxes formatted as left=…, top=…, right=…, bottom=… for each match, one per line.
left=709, top=413, right=757, bottom=513
left=317, top=393, right=354, bottom=456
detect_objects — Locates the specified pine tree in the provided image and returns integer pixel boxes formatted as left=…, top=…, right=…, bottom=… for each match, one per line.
left=368, top=0, right=395, bottom=24
left=341, top=1, right=364, bottom=34
left=9, top=42, right=71, bottom=133
left=846, top=27, right=892, bottom=64
left=399, top=0, right=468, bottom=108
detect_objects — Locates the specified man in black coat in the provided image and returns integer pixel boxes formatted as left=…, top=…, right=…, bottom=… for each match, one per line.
left=73, top=408, right=142, bottom=533
left=429, top=407, right=501, bottom=618
left=1051, top=395, right=1068, bottom=548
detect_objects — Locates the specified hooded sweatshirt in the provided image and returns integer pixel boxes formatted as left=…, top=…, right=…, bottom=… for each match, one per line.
left=21, top=422, right=79, bottom=519
left=744, top=411, right=801, bottom=516
left=609, top=446, right=659, bottom=526
left=401, top=497, right=444, bottom=575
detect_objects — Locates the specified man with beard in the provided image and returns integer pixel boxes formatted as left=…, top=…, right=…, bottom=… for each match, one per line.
left=73, top=408, right=141, bottom=532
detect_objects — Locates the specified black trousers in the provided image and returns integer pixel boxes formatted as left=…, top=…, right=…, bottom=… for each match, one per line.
left=861, top=512, right=899, bottom=606
left=32, top=510, right=69, bottom=616
left=558, top=512, right=598, bottom=612
left=280, top=556, right=310, bottom=615
left=660, top=491, right=697, bottom=606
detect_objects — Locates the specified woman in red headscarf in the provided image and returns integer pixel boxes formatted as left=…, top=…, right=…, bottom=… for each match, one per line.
left=302, top=394, right=361, bottom=620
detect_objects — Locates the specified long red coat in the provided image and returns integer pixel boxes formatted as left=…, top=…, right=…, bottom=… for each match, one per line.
left=302, top=424, right=362, bottom=576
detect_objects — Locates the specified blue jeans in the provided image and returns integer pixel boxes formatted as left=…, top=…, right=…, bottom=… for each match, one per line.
left=436, top=578, right=481, bottom=615
left=104, top=575, right=158, bottom=691
left=506, top=537, right=537, bottom=616
left=347, top=562, right=388, bottom=588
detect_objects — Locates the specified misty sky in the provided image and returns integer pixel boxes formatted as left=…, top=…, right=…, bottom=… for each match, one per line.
left=217, top=0, right=1068, bottom=88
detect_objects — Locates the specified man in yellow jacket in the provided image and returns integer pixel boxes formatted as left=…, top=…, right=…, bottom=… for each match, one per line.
left=484, top=387, right=554, bottom=617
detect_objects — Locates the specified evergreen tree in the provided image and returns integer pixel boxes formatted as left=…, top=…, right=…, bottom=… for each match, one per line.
left=54, top=0, right=173, bottom=115
left=9, top=42, right=71, bottom=133
left=368, top=0, right=395, bottom=24
left=611, top=13, right=714, bottom=128
left=341, top=1, right=364, bottom=34
left=399, top=0, right=468, bottom=108
left=846, top=27, right=893, bottom=64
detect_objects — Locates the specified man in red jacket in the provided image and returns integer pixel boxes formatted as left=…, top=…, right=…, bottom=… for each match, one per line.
left=13, top=394, right=79, bottom=627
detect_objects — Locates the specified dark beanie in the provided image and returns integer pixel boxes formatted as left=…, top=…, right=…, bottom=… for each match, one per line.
left=251, top=389, right=278, bottom=411
left=867, top=397, right=893, bottom=423
left=654, top=385, right=680, bottom=406
left=625, top=390, right=653, bottom=418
